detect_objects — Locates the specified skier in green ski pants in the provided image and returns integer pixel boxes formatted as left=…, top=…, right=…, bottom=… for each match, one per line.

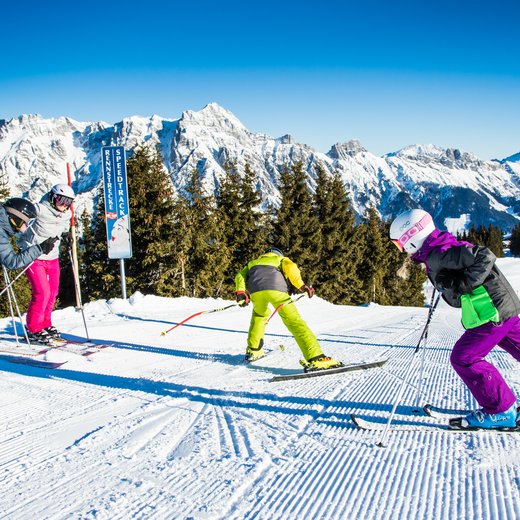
left=235, top=247, right=343, bottom=370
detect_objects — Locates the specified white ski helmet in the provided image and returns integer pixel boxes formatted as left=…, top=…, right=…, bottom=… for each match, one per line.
left=389, top=209, right=435, bottom=253
left=49, top=183, right=75, bottom=209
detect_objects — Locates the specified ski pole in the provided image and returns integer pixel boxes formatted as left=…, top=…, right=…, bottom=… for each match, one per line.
left=376, top=290, right=441, bottom=448
left=412, top=290, right=440, bottom=412
left=2, top=267, right=30, bottom=346
left=68, top=249, right=90, bottom=341
left=0, top=263, right=33, bottom=300
left=267, top=293, right=306, bottom=323
left=161, top=302, right=239, bottom=336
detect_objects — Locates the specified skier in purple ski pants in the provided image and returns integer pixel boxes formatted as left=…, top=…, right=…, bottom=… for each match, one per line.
left=390, top=209, right=520, bottom=429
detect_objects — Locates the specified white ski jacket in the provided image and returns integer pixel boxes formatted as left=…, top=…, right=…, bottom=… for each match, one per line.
left=22, top=194, right=71, bottom=260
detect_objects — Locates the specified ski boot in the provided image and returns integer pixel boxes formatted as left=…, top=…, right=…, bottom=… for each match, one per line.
left=449, top=403, right=518, bottom=430
left=245, top=341, right=266, bottom=363
left=27, top=329, right=54, bottom=346
left=45, top=326, right=63, bottom=340
left=300, top=354, right=344, bottom=373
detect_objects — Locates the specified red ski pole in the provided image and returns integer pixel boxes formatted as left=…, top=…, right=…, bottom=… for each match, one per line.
left=267, top=293, right=306, bottom=323
left=161, top=303, right=239, bottom=336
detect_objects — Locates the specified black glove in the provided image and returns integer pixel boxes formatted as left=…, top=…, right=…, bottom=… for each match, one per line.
left=299, top=285, right=315, bottom=298
left=39, top=236, right=59, bottom=255
left=236, top=291, right=250, bottom=307
left=435, top=269, right=461, bottom=292
left=61, top=231, right=72, bottom=248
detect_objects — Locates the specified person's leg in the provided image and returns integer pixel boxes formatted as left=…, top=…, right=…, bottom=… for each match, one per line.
left=25, top=260, right=52, bottom=333
left=247, top=292, right=271, bottom=351
left=450, top=321, right=516, bottom=414
left=497, top=316, right=520, bottom=362
left=277, top=295, right=323, bottom=361
left=42, top=259, right=60, bottom=329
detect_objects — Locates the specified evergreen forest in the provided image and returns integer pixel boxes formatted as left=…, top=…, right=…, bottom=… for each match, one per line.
left=2, top=143, right=518, bottom=318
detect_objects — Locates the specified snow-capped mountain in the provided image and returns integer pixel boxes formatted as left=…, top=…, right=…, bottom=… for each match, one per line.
left=1, top=103, right=519, bottom=231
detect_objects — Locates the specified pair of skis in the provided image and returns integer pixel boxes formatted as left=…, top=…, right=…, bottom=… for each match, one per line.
left=352, top=404, right=520, bottom=433
left=245, top=349, right=388, bottom=382
left=0, top=338, right=112, bottom=369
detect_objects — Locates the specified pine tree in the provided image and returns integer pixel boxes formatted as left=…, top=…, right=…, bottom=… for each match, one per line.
left=172, top=167, right=230, bottom=297
left=124, top=144, right=178, bottom=296
left=216, top=161, right=266, bottom=293
left=272, top=162, right=321, bottom=288
left=311, top=164, right=363, bottom=304
left=510, top=223, right=520, bottom=257
left=81, top=144, right=179, bottom=300
left=357, top=207, right=390, bottom=304
left=464, top=224, right=504, bottom=257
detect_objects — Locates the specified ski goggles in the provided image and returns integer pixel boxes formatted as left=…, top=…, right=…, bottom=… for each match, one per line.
left=391, top=239, right=404, bottom=252
left=52, top=194, right=74, bottom=208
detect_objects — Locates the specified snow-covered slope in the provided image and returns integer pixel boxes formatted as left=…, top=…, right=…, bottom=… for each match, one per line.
left=0, top=258, right=519, bottom=519
left=1, top=103, right=519, bottom=230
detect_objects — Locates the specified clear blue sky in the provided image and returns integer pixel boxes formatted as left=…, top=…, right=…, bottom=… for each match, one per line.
left=2, top=0, right=519, bottom=159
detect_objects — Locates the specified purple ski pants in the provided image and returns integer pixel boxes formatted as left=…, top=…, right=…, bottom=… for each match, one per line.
left=25, top=258, right=61, bottom=334
left=450, top=315, right=520, bottom=414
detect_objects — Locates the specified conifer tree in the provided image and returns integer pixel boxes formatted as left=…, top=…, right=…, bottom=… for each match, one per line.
left=124, top=144, right=178, bottom=296
left=216, top=161, right=266, bottom=292
left=311, top=164, right=363, bottom=304
left=172, top=167, right=230, bottom=297
left=81, top=144, right=179, bottom=300
left=357, top=207, right=390, bottom=304
left=272, top=162, right=321, bottom=288
left=510, top=223, right=520, bottom=257
left=464, top=224, right=504, bottom=257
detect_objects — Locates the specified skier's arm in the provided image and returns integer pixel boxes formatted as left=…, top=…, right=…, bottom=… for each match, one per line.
left=281, top=258, right=305, bottom=290
left=0, top=236, right=43, bottom=270
left=439, top=245, right=495, bottom=294
left=235, top=266, right=249, bottom=293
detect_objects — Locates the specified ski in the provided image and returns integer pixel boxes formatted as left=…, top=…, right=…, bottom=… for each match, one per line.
left=423, top=403, right=520, bottom=423
left=351, top=414, right=520, bottom=433
left=423, top=404, right=472, bottom=419
left=0, top=354, right=67, bottom=369
left=0, top=345, right=50, bottom=357
left=270, top=358, right=387, bottom=382
left=50, top=339, right=113, bottom=357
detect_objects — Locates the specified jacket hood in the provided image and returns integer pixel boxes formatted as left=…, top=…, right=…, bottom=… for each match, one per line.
left=412, top=229, right=473, bottom=263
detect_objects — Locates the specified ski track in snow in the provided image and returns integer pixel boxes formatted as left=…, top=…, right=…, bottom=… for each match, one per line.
left=1, top=286, right=520, bottom=519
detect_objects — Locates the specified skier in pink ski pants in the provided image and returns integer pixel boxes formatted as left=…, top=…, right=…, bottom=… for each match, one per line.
left=22, top=184, right=75, bottom=345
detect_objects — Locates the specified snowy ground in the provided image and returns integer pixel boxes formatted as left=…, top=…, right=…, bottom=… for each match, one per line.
left=1, top=259, right=520, bottom=519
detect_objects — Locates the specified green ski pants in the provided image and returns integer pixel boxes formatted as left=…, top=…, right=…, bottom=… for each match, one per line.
left=247, top=290, right=323, bottom=361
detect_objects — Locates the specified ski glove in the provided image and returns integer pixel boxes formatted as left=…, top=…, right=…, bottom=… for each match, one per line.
left=39, top=236, right=59, bottom=255
left=435, top=269, right=469, bottom=293
left=236, top=291, right=250, bottom=307
left=299, top=285, right=315, bottom=298
left=61, top=231, right=72, bottom=248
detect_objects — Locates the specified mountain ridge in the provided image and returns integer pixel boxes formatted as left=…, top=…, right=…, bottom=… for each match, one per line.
left=0, top=103, right=519, bottom=231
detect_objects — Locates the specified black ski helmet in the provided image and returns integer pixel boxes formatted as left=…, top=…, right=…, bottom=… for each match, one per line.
left=3, top=197, right=37, bottom=231
left=266, top=247, right=284, bottom=257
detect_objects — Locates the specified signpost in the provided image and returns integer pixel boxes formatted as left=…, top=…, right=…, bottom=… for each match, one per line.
left=100, top=146, right=132, bottom=299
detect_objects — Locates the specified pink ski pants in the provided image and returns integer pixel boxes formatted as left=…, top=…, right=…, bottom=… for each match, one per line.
left=25, top=258, right=61, bottom=333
